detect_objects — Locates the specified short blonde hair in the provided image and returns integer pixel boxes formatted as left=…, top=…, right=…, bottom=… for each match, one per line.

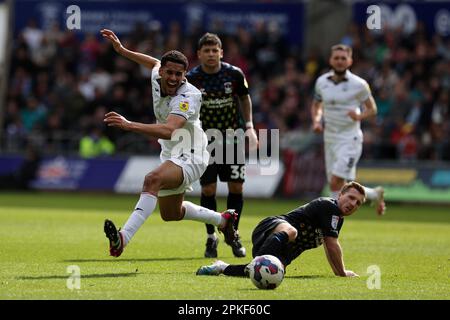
left=331, top=44, right=353, bottom=58
left=341, top=181, right=366, bottom=202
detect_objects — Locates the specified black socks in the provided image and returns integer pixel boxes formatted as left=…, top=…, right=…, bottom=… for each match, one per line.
left=201, top=193, right=217, bottom=235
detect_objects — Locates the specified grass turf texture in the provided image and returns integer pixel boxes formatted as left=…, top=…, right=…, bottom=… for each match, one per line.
left=0, top=192, right=449, bottom=300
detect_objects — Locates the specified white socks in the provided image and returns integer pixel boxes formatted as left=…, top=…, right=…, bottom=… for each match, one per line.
left=121, top=193, right=157, bottom=246
left=363, top=186, right=378, bottom=201
left=120, top=196, right=227, bottom=249
left=182, top=201, right=223, bottom=226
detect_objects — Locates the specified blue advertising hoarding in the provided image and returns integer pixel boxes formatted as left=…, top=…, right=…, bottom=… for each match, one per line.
left=1, top=154, right=450, bottom=202
left=30, top=156, right=127, bottom=190
left=13, top=0, right=304, bottom=45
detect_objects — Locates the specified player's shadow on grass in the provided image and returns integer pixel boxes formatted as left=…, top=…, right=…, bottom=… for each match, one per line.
left=284, top=275, right=326, bottom=279
left=17, top=272, right=138, bottom=280
left=62, top=257, right=207, bottom=263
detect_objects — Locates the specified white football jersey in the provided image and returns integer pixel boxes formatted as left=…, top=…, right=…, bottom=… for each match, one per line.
left=314, top=70, right=371, bottom=142
left=151, top=66, right=207, bottom=157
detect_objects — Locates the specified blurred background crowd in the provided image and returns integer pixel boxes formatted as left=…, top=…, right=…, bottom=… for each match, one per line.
left=3, top=13, right=450, bottom=162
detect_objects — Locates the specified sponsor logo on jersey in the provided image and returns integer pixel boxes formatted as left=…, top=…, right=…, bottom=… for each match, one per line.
left=331, top=215, right=339, bottom=229
left=179, top=101, right=189, bottom=112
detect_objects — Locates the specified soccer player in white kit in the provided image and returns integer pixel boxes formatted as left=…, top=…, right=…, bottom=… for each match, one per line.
left=311, top=44, right=386, bottom=215
left=100, top=29, right=238, bottom=257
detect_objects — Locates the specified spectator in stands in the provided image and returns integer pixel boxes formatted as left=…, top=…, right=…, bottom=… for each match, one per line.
left=78, top=125, right=115, bottom=158
left=20, top=96, right=47, bottom=133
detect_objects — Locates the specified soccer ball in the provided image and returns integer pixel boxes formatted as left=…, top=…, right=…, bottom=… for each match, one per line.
left=248, top=255, right=285, bottom=290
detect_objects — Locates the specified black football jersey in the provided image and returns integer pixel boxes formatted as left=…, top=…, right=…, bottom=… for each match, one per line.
left=186, top=62, right=249, bottom=132
left=275, top=197, right=344, bottom=265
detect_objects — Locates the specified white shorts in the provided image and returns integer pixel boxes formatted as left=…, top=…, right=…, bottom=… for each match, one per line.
left=158, top=149, right=209, bottom=197
left=324, top=135, right=362, bottom=182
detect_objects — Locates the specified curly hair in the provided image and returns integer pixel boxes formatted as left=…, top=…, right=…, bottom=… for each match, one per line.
left=161, top=50, right=189, bottom=70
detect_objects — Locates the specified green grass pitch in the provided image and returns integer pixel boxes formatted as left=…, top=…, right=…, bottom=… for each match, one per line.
left=0, top=191, right=449, bottom=300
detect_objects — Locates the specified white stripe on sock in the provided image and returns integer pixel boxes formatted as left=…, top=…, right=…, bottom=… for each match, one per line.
left=121, top=193, right=157, bottom=245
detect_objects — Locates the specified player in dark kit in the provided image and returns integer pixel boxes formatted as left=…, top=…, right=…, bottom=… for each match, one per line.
left=196, top=181, right=365, bottom=277
left=187, top=33, right=258, bottom=258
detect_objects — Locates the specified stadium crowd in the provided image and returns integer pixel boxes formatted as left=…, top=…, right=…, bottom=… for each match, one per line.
left=3, top=19, right=450, bottom=161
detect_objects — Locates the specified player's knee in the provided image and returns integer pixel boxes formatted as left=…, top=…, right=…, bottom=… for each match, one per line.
left=143, top=171, right=162, bottom=190
left=202, top=184, right=216, bottom=197
left=228, top=183, right=243, bottom=194
left=284, top=227, right=297, bottom=242
left=273, top=223, right=297, bottom=242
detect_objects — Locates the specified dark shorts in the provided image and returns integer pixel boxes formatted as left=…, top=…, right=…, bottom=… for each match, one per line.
left=200, top=140, right=246, bottom=185
left=251, top=216, right=286, bottom=258
left=200, top=163, right=245, bottom=185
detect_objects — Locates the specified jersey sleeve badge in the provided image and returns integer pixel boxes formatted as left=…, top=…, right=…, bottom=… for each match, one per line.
left=179, top=101, right=189, bottom=112
left=331, top=215, right=339, bottom=230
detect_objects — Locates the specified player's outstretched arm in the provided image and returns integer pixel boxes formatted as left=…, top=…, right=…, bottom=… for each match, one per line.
left=323, top=236, right=359, bottom=277
left=104, top=112, right=186, bottom=140
left=100, top=29, right=160, bottom=70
